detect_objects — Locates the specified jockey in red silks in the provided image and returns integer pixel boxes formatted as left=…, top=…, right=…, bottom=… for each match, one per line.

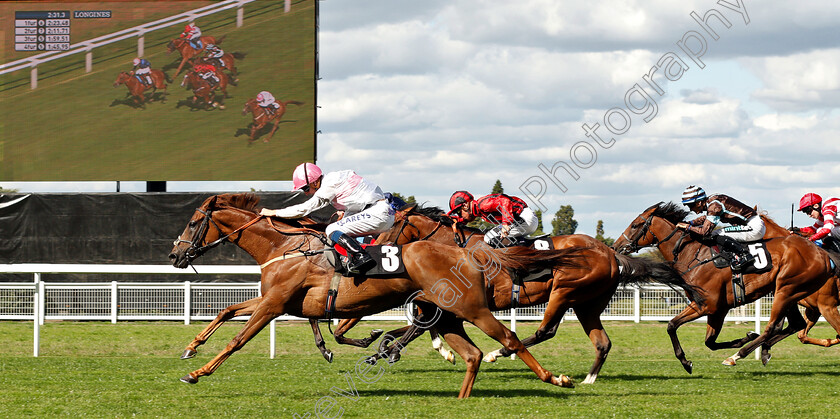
left=794, top=192, right=840, bottom=253
left=260, top=163, right=399, bottom=273
left=180, top=22, right=202, bottom=49
left=193, top=63, right=219, bottom=86
left=676, top=185, right=766, bottom=271
left=447, top=191, right=538, bottom=247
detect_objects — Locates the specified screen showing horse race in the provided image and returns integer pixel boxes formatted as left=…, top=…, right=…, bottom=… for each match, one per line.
left=0, top=0, right=316, bottom=181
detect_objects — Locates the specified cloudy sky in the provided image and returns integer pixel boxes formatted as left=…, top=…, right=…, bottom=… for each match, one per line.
left=7, top=0, right=840, bottom=239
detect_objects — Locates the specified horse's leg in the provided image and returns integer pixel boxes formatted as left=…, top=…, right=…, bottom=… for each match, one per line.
left=704, top=311, right=759, bottom=351
left=309, top=319, right=333, bottom=363
left=264, top=120, right=280, bottom=143
left=798, top=292, right=840, bottom=347
left=667, top=302, right=707, bottom=374
left=332, top=317, right=384, bottom=348
left=796, top=302, right=824, bottom=345
left=755, top=305, right=807, bottom=365
left=429, top=315, right=481, bottom=398
left=466, top=307, right=573, bottom=388
left=429, top=328, right=456, bottom=364
left=181, top=296, right=261, bottom=359
left=573, top=304, right=613, bottom=384
left=181, top=297, right=282, bottom=384
left=726, top=292, right=803, bottom=366
left=486, top=289, right=571, bottom=362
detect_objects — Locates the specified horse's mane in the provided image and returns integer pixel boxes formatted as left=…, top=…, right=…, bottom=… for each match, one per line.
left=652, top=201, right=690, bottom=225
left=213, top=193, right=261, bottom=213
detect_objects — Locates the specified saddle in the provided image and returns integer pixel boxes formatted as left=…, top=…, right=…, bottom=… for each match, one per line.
left=709, top=240, right=773, bottom=306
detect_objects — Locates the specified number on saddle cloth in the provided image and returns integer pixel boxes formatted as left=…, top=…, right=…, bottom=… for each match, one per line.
left=325, top=244, right=406, bottom=276
left=710, top=241, right=773, bottom=274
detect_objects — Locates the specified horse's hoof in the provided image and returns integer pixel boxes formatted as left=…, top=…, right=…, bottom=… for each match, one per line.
left=323, top=350, right=334, bottom=363
left=180, top=374, right=198, bottom=384
left=181, top=349, right=197, bottom=359
left=444, top=350, right=456, bottom=365
left=761, top=353, right=771, bottom=366
left=682, top=361, right=693, bottom=374
left=747, top=332, right=760, bottom=340
left=552, top=374, right=574, bottom=388
left=364, top=355, right=378, bottom=365
left=722, top=357, right=736, bottom=366
left=482, top=351, right=499, bottom=363
left=370, top=329, right=384, bottom=340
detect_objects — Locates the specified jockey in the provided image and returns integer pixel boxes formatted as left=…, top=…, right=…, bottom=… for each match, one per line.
left=256, top=91, right=280, bottom=114
left=132, top=58, right=152, bottom=86
left=203, top=44, right=225, bottom=68
left=447, top=191, right=538, bottom=247
left=676, top=185, right=766, bottom=270
left=193, top=63, right=219, bottom=86
left=180, top=22, right=202, bottom=49
left=259, top=163, right=397, bottom=274
left=793, top=193, right=840, bottom=253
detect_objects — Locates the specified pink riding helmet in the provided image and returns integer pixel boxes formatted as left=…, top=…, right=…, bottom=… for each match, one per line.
left=292, top=163, right=322, bottom=190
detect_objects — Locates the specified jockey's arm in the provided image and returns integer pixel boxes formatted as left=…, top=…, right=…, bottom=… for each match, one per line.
left=262, top=195, right=331, bottom=219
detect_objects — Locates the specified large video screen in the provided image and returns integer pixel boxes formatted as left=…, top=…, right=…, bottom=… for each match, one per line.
left=0, top=0, right=316, bottom=181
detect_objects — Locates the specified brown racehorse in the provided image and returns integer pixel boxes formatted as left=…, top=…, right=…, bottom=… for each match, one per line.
left=241, top=98, right=304, bottom=143
left=113, top=70, right=169, bottom=108
left=613, top=202, right=840, bottom=372
left=167, top=35, right=224, bottom=76
left=180, top=68, right=230, bottom=110
left=200, top=51, right=244, bottom=78
left=761, top=214, right=840, bottom=347
left=321, top=205, right=703, bottom=384
left=169, top=193, right=583, bottom=398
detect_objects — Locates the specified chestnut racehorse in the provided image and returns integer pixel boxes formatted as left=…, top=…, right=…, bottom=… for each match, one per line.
left=167, top=35, right=224, bottom=76
left=613, top=202, right=840, bottom=372
left=113, top=70, right=169, bottom=107
left=320, top=205, right=703, bottom=384
left=761, top=215, right=840, bottom=347
left=180, top=68, right=230, bottom=109
left=241, top=98, right=304, bottom=143
left=170, top=193, right=584, bottom=398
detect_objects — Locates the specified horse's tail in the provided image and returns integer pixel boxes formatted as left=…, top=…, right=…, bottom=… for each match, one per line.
left=284, top=101, right=304, bottom=107
left=614, top=253, right=705, bottom=305
left=215, top=34, right=227, bottom=45
left=473, top=245, right=585, bottom=275
left=232, top=51, right=246, bottom=60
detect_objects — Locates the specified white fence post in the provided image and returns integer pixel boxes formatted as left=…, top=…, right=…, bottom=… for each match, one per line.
left=137, top=32, right=145, bottom=57
left=85, top=48, right=93, bottom=73
left=38, top=279, right=45, bottom=325
left=510, top=307, right=516, bottom=333
left=111, top=281, right=118, bottom=324
left=33, top=291, right=40, bottom=357
left=754, top=297, right=761, bottom=360
left=634, top=287, right=641, bottom=323
left=184, top=281, right=191, bottom=325
left=270, top=319, right=276, bottom=359
left=30, top=65, right=38, bottom=89
left=285, top=0, right=291, bottom=13
left=237, top=2, right=244, bottom=27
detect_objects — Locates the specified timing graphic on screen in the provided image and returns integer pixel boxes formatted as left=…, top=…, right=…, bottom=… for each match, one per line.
left=0, top=0, right=316, bottom=181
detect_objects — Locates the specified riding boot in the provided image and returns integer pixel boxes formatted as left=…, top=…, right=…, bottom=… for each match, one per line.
left=715, top=235, right=754, bottom=271
left=823, top=236, right=840, bottom=254
left=145, top=76, right=153, bottom=86
left=331, top=232, right=376, bottom=273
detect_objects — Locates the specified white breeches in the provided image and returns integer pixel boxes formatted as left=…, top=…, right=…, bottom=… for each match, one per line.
left=326, top=200, right=395, bottom=239
left=484, top=207, right=539, bottom=244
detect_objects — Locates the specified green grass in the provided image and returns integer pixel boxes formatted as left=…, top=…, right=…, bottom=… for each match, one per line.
left=2, top=320, right=840, bottom=417
left=0, top=0, right=316, bottom=181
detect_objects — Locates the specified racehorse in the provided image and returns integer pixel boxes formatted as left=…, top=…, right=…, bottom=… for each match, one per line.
left=167, top=35, right=225, bottom=76
left=113, top=70, right=169, bottom=108
left=241, top=98, right=304, bottom=143
left=317, top=205, right=703, bottom=384
left=169, top=193, right=583, bottom=398
left=180, top=68, right=231, bottom=110
left=613, top=202, right=840, bottom=372
left=200, top=51, right=245, bottom=78
left=761, top=214, right=840, bottom=347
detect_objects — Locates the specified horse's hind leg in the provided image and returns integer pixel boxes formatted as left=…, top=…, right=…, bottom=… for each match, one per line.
left=182, top=296, right=260, bottom=359
left=264, top=120, right=280, bottom=143
left=428, top=315, right=480, bottom=398
left=309, top=319, right=334, bottom=363
left=667, top=302, right=706, bottom=374
left=467, top=308, right=573, bottom=388
left=575, top=304, right=613, bottom=384
left=333, top=317, right=384, bottom=348
left=798, top=291, right=840, bottom=347
left=181, top=298, right=282, bottom=384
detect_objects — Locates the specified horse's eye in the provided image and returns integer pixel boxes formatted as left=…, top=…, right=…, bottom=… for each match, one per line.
left=189, top=220, right=198, bottom=227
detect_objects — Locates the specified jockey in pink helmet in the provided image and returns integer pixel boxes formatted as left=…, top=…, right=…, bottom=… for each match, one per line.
left=256, top=91, right=280, bottom=115
left=793, top=192, right=840, bottom=253
left=260, top=163, right=396, bottom=273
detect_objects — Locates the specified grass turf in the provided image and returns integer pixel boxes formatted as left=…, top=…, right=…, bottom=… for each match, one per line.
left=1, top=320, right=839, bottom=417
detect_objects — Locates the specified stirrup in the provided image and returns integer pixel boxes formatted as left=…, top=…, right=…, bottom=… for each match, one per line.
left=730, top=254, right=754, bottom=271
left=347, top=253, right=375, bottom=274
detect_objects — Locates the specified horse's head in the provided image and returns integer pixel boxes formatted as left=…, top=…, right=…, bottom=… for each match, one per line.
left=614, top=201, right=687, bottom=254
left=242, top=98, right=258, bottom=116
left=113, top=72, right=129, bottom=87
left=169, top=193, right=262, bottom=268
left=167, top=38, right=183, bottom=53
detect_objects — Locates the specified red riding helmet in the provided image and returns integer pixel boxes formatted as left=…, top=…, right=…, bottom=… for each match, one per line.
left=798, top=193, right=822, bottom=211
left=447, top=191, right=474, bottom=217
left=184, top=24, right=193, bottom=32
